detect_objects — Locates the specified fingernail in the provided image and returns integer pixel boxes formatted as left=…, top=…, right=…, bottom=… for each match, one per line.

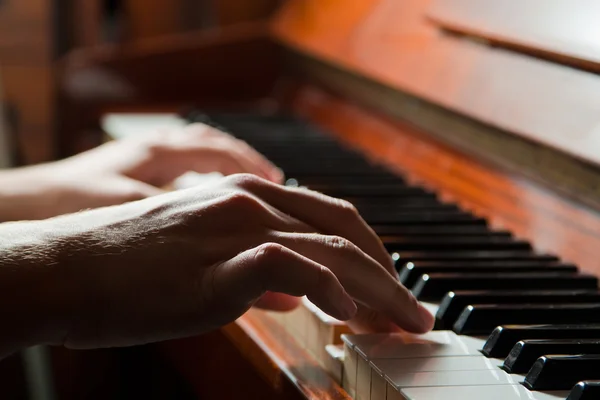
left=338, top=294, right=358, bottom=320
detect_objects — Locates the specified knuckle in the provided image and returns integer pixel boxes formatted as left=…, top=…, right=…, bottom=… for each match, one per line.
left=122, top=189, right=149, bottom=203
left=315, top=265, right=335, bottom=291
left=336, top=199, right=360, bottom=217
left=221, top=192, right=264, bottom=214
left=253, top=243, right=286, bottom=266
left=229, top=173, right=265, bottom=189
left=325, top=235, right=357, bottom=254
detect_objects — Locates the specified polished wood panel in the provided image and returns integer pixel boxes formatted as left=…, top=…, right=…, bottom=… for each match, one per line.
left=61, top=22, right=280, bottom=104
left=215, top=0, right=282, bottom=26
left=58, top=22, right=281, bottom=156
left=70, top=0, right=103, bottom=48
left=0, top=0, right=53, bottom=63
left=123, top=0, right=190, bottom=40
left=121, top=0, right=282, bottom=40
left=289, top=83, right=600, bottom=276
left=428, top=0, right=600, bottom=71
left=272, top=0, right=600, bottom=169
left=1, top=65, right=55, bottom=163
left=0, top=0, right=59, bottom=163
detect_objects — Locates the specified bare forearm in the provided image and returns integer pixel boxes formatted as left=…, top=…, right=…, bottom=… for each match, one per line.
left=0, top=166, right=60, bottom=222
left=0, top=220, right=74, bottom=358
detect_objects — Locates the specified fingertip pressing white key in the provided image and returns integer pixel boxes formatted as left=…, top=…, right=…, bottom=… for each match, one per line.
left=342, top=331, right=484, bottom=399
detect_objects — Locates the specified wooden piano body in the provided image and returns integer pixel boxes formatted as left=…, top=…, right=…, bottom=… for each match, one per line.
left=56, top=0, right=600, bottom=399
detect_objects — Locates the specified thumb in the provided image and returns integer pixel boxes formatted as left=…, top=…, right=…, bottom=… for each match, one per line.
left=212, top=243, right=357, bottom=322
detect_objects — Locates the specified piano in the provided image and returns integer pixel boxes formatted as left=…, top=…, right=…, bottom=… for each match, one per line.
left=59, top=1, right=600, bottom=399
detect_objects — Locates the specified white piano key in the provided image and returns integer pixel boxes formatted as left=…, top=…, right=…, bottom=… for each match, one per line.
left=371, top=365, right=387, bottom=400
left=420, top=301, right=439, bottom=316
left=324, top=344, right=344, bottom=385
left=373, top=355, right=498, bottom=374
left=387, top=369, right=520, bottom=389
left=342, top=331, right=483, bottom=360
left=343, top=331, right=485, bottom=399
left=101, top=113, right=186, bottom=140
left=369, top=356, right=506, bottom=400
left=393, top=384, right=569, bottom=400
left=342, top=342, right=358, bottom=398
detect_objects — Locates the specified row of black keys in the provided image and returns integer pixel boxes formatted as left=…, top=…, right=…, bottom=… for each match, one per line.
left=186, top=112, right=600, bottom=397
left=481, top=324, right=600, bottom=397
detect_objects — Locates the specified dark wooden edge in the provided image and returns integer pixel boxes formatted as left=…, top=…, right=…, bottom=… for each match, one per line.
left=56, top=21, right=283, bottom=156
left=222, top=310, right=351, bottom=400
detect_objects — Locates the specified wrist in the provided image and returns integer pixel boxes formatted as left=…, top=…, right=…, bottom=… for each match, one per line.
left=0, top=219, right=79, bottom=356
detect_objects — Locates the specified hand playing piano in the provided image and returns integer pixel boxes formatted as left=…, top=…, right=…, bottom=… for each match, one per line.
left=6, top=174, right=433, bottom=353
left=0, top=123, right=283, bottom=221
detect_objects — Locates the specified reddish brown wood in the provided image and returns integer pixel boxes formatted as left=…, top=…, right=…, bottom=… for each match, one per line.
left=57, top=22, right=282, bottom=156
left=61, top=22, right=280, bottom=103
left=1, top=65, right=55, bottom=163
left=271, top=0, right=600, bottom=168
left=427, top=0, right=600, bottom=72
left=70, top=0, right=103, bottom=48
left=0, top=0, right=54, bottom=63
left=214, top=0, right=282, bottom=26
left=289, top=83, right=600, bottom=276
left=122, top=0, right=188, bottom=40
left=56, top=3, right=600, bottom=399
left=149, top=82, right=600, bottom=400
left=159, top=309, right=350, bottom=400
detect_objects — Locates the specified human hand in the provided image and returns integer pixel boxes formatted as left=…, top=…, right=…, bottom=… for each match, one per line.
left=45, top=174, right=433, bottom=349
left=0, top=123, right=283, bottom=221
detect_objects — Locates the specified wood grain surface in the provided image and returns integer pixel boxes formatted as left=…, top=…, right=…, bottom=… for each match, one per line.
left=427, top=0, right=600, bottom=71
left=272, top=0, right=600, bottom=169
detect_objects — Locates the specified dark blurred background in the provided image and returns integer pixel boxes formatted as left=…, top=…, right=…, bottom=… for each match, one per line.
left=0, top=0, right=281, bottom=167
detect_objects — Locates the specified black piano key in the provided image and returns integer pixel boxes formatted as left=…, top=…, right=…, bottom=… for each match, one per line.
left=504, top=339, right=600, bottom=373
left=412, top=272, right=597, bottom=302
left=400, top=262, right=576, bottom=288
left=362, top=211, right=482, bottom=225
left=523, top=355, right=600, bottom=391
left=357, top=204, right=460, bottom=215
left=369, top=212, right=486, bottom=225
left=435, top=288, right=592, bottom=330
left=567, top=381, right=600, bottom=400
left=375, top=225, right=499, bottom=237
left=384, top=236, right=531, bottom=253
left=344, top=197, right=445, bottom=208
left=393, top=252, right=558, bottom=265
left=482, top=325, right=600, bottom=358
left=454, top=303, right=600, bottom=335
left=307, top=184, right=432, bottom=197
left=290, top=175, right=407, bottom=186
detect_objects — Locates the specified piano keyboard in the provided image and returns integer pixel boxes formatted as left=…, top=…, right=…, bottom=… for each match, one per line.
left=181, top=111, right=600, bottom=400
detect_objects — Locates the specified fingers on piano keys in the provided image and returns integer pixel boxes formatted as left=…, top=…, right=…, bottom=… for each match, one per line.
left=179, top=112, right=600, bottom=400
left=341, top=327, right=600, bottom=400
